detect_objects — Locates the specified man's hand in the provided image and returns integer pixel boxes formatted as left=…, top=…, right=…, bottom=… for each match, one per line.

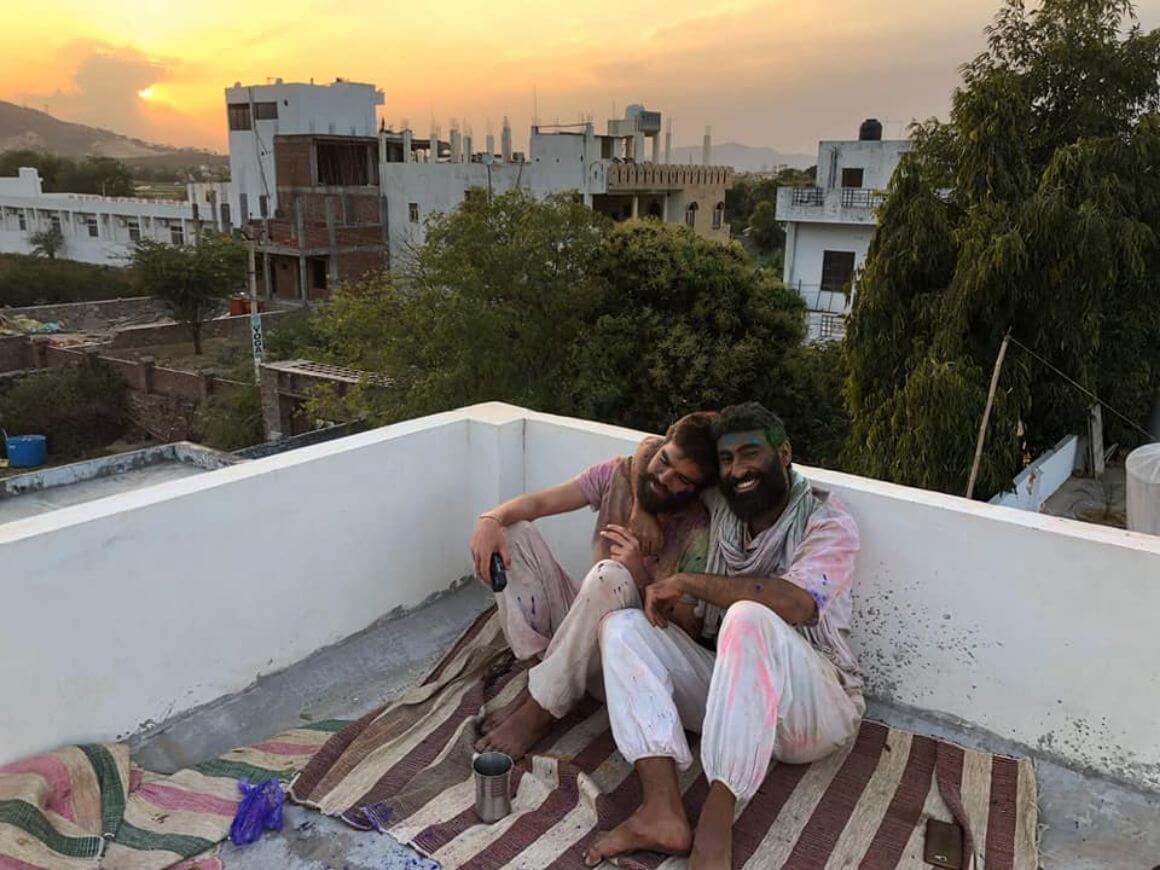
left=628, top=507, right=664, bottom=557
left=470, top=516, right=509, bottom=585
left=644, top=574, right=687, bottom=629
left=599, top=524, right=648, bottom=589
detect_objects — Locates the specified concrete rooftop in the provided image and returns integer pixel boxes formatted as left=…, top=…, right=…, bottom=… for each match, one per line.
left=132, top=583, right=1160, bottom=870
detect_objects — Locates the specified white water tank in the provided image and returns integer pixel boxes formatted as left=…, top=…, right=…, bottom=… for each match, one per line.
left=1126, top=443, right=1160, bottom=535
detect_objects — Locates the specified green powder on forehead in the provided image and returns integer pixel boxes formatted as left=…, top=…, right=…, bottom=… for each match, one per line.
left=764, top=425, right=787, bottom=449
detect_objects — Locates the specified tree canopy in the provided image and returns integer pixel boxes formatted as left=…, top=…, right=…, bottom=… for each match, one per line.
left=293, top=190, right=827, bottom=447
left=0, top=150, right=134, bottom=197
left=131, top=233, right=246, bottom=354
left=842, top=0, right=1160, bottom=498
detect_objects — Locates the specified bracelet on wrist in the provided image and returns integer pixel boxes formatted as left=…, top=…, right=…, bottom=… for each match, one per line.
left=478, top=513, right=503, bottom=524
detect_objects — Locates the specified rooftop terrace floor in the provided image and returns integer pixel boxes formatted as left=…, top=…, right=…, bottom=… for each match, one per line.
left=132, top=584, right=1160, bottom=869
left=0, top=463, right=206, bottom=523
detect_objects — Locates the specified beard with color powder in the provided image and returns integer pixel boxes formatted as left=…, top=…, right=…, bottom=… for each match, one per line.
left=638, top=470, right=693, bottom=514
left=720, top=459, right=789, bottom=522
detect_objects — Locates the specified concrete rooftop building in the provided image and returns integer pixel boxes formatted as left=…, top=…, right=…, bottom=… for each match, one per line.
left=777, top=119, right=911, bottom=342
left=1, top=404, right=1159, bottom=866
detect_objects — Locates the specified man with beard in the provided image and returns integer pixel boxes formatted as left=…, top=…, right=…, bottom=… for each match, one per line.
left=585, top=402, right=862, bottom=869
left=469, top=412, right=718, bottom=760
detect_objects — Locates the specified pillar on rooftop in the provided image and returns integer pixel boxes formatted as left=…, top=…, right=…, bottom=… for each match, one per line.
left=139, top=356, right=155, bottom=394
left=651, top=134, right=660, bottom=164
left=631, top=195, right=639, bottom=219
left=258, top=364, right=288, bottom=441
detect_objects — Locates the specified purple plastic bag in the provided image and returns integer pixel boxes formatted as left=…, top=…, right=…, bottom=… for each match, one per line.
left=228, top=778, right=285, bottom=846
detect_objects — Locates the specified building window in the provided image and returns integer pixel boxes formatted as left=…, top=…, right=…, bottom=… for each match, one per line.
left=127, top=220, right=140, bottom=242
left=170, top=224, right=185, bottom=246
left=820, top=250, right=856, bottom=293
left=227, top=103, right=252, bottom=131
left=50, top=215, right=61, bottom=233
left=685, top=201, right=699, bottom=228
left=408, top=202, right=420, bottom=223
left=712, top=201, right=725, bottom=230
left=311, top=259, right=328, bottom=289
left=316, top=141, right=375, bottom=186
left=85, top=217, right=98, bottom=238
left=254, top=101, right=278, bottom=121
left=259, top=195, right=269, bottom=218
left=841, top=167, right=864, bottom=188
left=220, top=202, right=232, bottom=228
left=18, top=212, right=26, bottom=231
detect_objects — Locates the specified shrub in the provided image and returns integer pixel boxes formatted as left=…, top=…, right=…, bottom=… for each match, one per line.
left=193, top=385, right=264, bottom=451
left=0, top=363, right=129, bottom=458
left=0, top=254, right=138, bottom=306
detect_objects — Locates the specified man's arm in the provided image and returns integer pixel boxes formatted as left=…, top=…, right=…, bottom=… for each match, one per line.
left=470, top=481, right=589, bottom=581
left=647, top=572, right=816, bottom=628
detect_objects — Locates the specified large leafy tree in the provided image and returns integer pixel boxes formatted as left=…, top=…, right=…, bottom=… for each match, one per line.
left=566, top=220, right=806, bottom=431
left=843, top=0, right=1160, bottom=498
left=307, top=190, right=608, bottom=421
left=131, top=233, right=246, bottom=354
left=298, top=191, right=812, bottom=440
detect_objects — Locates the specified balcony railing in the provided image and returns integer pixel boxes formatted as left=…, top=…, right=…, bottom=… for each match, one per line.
left=790, top=187, right=825, bottom=206
left=840, top=188, right=887, bottom=209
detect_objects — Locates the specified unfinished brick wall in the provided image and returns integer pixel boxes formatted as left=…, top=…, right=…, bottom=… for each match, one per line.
left=0, top=336, right=33, bottom=373
left=274, top=138, right=315, bottom=189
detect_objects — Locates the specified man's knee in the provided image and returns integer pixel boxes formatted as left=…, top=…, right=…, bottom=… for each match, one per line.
left=580, top=560, right=635, bottom=602
left=599, top=607, right=649, bottom=650
left=719, top=600, right=792, bottom=643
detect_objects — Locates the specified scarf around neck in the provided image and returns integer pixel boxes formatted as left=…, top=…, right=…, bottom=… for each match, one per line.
left=700, top=467, right=819, bottom=637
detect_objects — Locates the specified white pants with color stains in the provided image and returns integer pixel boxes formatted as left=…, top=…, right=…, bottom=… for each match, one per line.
left=599, top=601, right=864, bottom=802
left=496, top=522, right=642, bottom=718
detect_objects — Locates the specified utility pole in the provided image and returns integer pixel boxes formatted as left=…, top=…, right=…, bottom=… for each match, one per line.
left=244, top=227, right=265, bottom=384
left=966, top=330, right=1011, bottom=500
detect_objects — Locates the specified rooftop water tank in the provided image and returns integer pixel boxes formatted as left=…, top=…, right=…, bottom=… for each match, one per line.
left=859, top=118, right=883, bottom=141
left=1126, top=443, right=1160, bottom=535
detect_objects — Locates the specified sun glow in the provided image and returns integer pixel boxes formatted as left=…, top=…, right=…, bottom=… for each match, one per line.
left=137, top=86, right=155, bottom=100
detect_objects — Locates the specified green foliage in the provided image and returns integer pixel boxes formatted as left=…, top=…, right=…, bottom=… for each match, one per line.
left=773, top=342, right=850, bottom=468
left=843, top=0, right=1160, bottom=499
left=0, top=363, right=128, bottom=458
left=131, top=233, right=246, bottom=354
left=725, top=168, right=814, bottom=244
left=566, top=221, right=805, bottom=430
left=289, top=191, right=809, bottom=437
left=27, top=224, right=64, bottom=260
left=194, top=385, right=264, bottom=451
left=0, top=150, right=134, bottom=196
left=0, top=254, right=138, bottom=306
left=747, top=201, right=782, bottom=254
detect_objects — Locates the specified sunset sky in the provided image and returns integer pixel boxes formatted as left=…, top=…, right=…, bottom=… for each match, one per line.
left=2, top=1, right=1158, bottom=155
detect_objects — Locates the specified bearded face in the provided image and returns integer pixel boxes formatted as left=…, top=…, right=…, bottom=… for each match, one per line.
left=716, top=431, right=790, bottom=522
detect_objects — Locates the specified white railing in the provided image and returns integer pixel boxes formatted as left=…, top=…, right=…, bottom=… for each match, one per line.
left=2, top=404, right=1159, bottom=792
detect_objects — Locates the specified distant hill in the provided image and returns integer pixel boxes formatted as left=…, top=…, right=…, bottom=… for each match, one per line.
left=670, top=142, right=814, bottom=172
left=0, top=101, right=227, bottom=171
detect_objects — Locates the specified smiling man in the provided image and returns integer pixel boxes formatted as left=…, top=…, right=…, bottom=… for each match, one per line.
left=586, top=402, right=863, bottom=869
left=469, top=412, right=718, bottom=760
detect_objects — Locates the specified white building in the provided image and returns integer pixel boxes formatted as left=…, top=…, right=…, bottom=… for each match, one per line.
left=0, top=167, right=225, bottom=267
left=380, top=106, right=733, bottom=268
left=224, top=78, right=383, bottom=226
left=777, top=120, right=911, bottom=341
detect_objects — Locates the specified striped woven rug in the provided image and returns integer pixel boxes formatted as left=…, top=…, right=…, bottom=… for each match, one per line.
left=289, top=608, right=1039, bottom=869
left=0, top=720, right=344, bottom=869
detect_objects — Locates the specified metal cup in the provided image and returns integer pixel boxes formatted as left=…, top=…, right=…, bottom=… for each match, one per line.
left=473, top=751, right=513, bottom=823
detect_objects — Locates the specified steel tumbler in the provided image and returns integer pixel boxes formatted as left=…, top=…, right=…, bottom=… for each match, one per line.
left=473, top=751, right=513, bottom=823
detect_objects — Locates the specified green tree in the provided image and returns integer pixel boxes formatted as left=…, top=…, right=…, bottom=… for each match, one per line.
left=565, top=221, right=806, bottom=431
left=747, top=200, right=782, bottom=254
left=0, top=363, right=128, bottom=458
left=308, top=190, right=608, bottom=421
left=131, top=233, right=246, bottom=354
left=294, top=192, right=810, bottom=437
left=0, top=151, right=134, bottom=196
left=843, top=0, right=1160, bottom=498
left=28, top=224, right=64, bottom=260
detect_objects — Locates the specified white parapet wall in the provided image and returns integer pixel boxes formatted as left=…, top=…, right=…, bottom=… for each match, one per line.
left=3, top=403, right=1160, bottom=794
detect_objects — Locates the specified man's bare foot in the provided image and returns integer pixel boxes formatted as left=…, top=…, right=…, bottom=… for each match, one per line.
left=474, top=696, right=554, bottom=760
left=688, top=781, right=735, bottom=870
left=583, top=802, right=692, bottom=867
left=480, top=686, right=530, bottom=734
